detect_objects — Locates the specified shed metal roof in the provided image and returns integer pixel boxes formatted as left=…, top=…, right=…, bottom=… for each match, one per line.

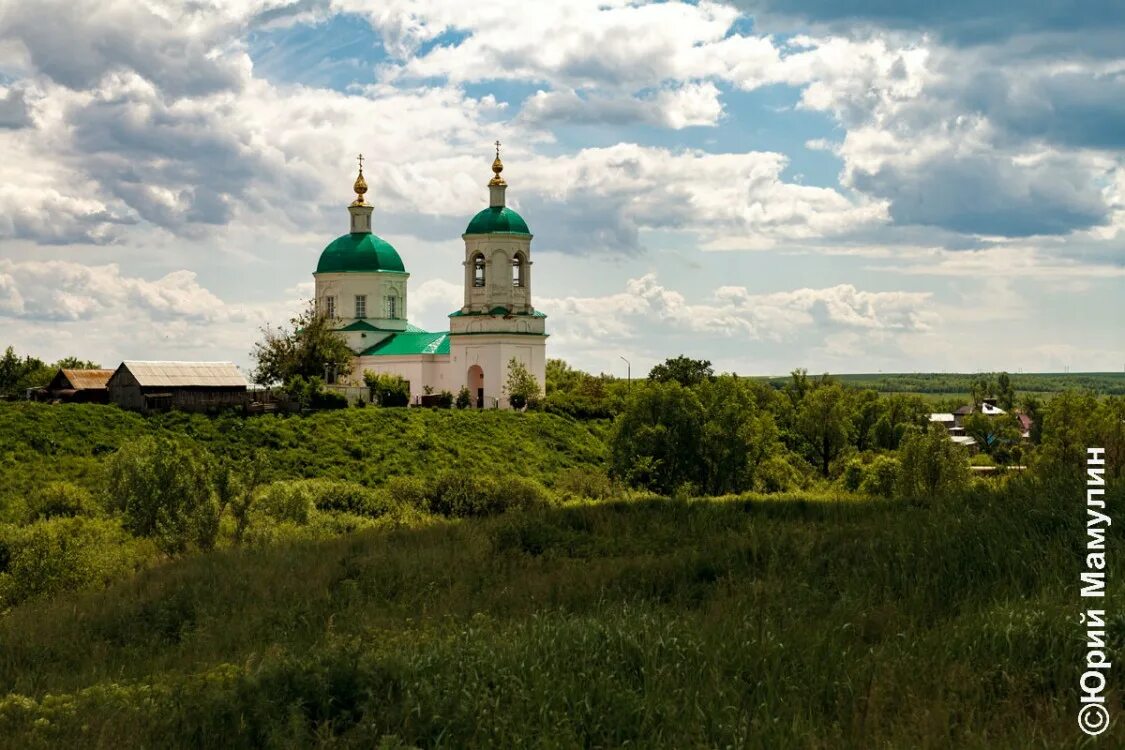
left=58, top=369, right=114, bottom=390
left=929, top=413, right=955, bottom=422
left=117, top=361, right=248, bottom=388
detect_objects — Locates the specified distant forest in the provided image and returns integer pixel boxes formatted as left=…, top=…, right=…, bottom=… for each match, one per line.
left=764, top=372, right=1125, bottom=396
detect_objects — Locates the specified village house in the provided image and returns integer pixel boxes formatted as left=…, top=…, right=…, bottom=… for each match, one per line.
left=107, top=361, right=249, bottom=414
left=35, top=368, right=114, bottom=403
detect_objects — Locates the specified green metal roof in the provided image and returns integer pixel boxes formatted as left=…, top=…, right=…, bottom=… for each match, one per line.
left=316, top=232, right=406, bottom=274
left=448, top=308, right=547, bottom=318
left=464, top=206, right=531, bottom=236
left=360, top=331, right=450, bottom=357
left=336, top=319, right=381, bottom=332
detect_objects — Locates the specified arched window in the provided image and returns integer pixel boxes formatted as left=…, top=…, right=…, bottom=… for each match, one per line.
left=472, top=254, right=486, bottom=287
left=384, top=293, right=398, bottom=319
left=511, top=253, right=526, bottom=287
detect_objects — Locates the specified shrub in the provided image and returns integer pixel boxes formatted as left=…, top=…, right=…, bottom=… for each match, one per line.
left=841, top=459, right=865, bottom=492
left=25, top=482, right=98, bottom=521
left=437, top=390, right=454, bottom=409
left=969, top=453, right=996, bottom=467
left=455, top=386, right=472, bottom=409
left=860, top=455, right=900, bottom=498
left=554, top=467, right=615, bottom=500
left=756, top=455, right=805, bottom=493
left=255, top=481, right=316, bottom=524
left=364, top=372, right=410, bottom=407
left=380, top=476, right=430, bottom=512
left=104, top=437, right=219, bottom=555
left=425, top=473, right=552, bottom=518
left=301, top=479, right=390, bottom=517
left=0, top=517, right=153, bottom=607
left=896, top=424, right=970, bottom=502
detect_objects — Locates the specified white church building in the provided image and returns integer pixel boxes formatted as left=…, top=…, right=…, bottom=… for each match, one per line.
left=314, top=147, right=547, bottom=408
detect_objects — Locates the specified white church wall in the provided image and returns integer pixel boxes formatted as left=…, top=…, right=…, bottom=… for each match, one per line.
left=315, top=271, right=409, bottom=330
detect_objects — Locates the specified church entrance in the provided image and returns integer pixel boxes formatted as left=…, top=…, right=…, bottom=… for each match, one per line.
left=467, top=365, right=485, bottom=409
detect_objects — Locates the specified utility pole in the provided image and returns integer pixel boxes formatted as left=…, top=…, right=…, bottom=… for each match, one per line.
left=620, top=356, right=631, bottom=386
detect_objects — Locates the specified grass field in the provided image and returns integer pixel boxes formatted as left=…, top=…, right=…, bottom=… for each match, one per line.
left=0, top=477, right=1121, bottom=748
left=763, top=372, right=1125, bottom=397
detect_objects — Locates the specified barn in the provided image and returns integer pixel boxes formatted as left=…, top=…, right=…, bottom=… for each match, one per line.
left=38, top=368, right=114, bottom=403
left=107, top=361, right=249, bottom=414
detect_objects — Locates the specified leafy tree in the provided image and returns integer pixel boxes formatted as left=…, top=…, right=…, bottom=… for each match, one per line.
left=850, top=389, right=881, bottom=451
left=648, top=355, right=713, bottom=388
left=610, top=381, right=705, bottom=494
left=796, top=383, right=853, bottom=477
left=104, top=436, right=219, bottom=555
left=505, top=357, right=540, bottom=409
left=213, top=452, right=268, bottom=546
left=1021, top=395, right=1044, bottom=445
left=784, top=368, right=810, bottom=407
left=962, top=412, right=1020, bottom=458
left=53, top=356, right=101, bottom=370
left=0, top=346, right=52, bottom=398
left=364, top=371, right=410, bottom=407
left=696, top=375, right=782, bottom=495
left=996, top=371, right=1015, bottom=411
left=455, top=385, right=472, bottom=409
left=897, top=424, right=970, bottom=501
left=251, top=301, right=354, bottom=386
left=969, top=374, right=993, bottom=408
left=1037, top=390, right=1099, bottom=477
left=873, top=415, right=896, bottom=450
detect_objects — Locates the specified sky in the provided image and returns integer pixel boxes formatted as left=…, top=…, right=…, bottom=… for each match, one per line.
left=0, top=0, right=1122, bottom=378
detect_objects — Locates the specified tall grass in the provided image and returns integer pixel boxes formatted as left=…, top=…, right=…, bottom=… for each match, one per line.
left=0, top=476, right=1119, bottom=748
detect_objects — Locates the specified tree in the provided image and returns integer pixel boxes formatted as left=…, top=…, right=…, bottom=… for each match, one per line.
left=214, top=452, right=268, bottom=546
left=505, top=357, right=540, bottom=409
left=104, top=436, right=219, bottom=555
left=455, top=385, right=472, bottom=409
left=896, top=424, right=970, bottom=501
left=0, top=346, right=52, bottom=398
left=850, top=389, right=881, bottom=451
left=962, top=412, right=1020, bottom=458
left=53, top=356, right=100, bottom=370
left=996, top=371, right=1015, bottom=411
left=696, top=375, right=782, bottom=495
left=969, top=374, right=993, bottom=408
left=1037, top=390, right=1099, bottom=477
left=648, top=355, right=713, bottom=388
left=364, top=371, right=410, bottom=407
left=1021, top=395, right=1045, bottom=445
left=251, top=301, right=354, bottom=386
left=610, top=381, right=705, bottom=494
left=784, top=368, right=810, bottom=407
left=796, top=383, right=853, bottom=477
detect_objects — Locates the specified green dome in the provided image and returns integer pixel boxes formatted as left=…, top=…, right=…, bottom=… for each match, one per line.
left=464, top=206, right=531, bottom=235
left=316, top=233, right=405, bottom=274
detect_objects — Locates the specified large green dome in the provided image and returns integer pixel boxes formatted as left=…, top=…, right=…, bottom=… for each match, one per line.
left=316, top=232, right=406, bottom=274
left=464, top=206, right=531, bottom=235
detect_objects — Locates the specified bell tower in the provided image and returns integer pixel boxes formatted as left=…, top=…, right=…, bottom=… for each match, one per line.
left=449, top=143, right=547, bottom=408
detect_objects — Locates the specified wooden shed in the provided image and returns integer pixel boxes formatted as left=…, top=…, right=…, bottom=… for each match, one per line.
left=107, top=361, right=250, bottom=414
left=39, top=368, right=114, bottom=403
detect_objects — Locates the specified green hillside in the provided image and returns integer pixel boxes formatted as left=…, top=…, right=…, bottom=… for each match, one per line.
left=0, top=404, right=609, bottom=520
left=1, top=480, right=1121, bottom=748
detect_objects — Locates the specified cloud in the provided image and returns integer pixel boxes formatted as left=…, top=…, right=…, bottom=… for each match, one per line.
left=736, top=0, right=1125, bottom=45
left=0, top=86, right=31, bottom=128
left=539, top=273, right=934, bottom=347
left=0, top=0, right=254, bottom=96
left=520, top=82, right=724, bottom=129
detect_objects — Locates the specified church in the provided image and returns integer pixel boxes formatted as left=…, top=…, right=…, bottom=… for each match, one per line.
left=314, top=147, right=547, bottom=409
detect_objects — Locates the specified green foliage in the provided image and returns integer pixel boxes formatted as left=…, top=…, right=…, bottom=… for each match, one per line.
left=104, top=437, right=220, bottom=555
left=1, top=479, right=1121, bottom=747
left=610, top=381, right=704, bottom=495
left=425, top=473, right=552, bottom=518
left=0, top=346, right=53, bottom=398
left=696, top=376, right=784, bottom=495
left=647, top=355, right=713, bottom=387
left=251, top=301, right=354, bottom=386
left=437, top=390, right=454, bottom=409
left=896, top=424, right=970, bottom=501
left=364, top=371, right=410, bottom=407
left=0, top=517, right=153, bottom=607
left=455, top=385, right=472, bottom=409
left=25, top=482, right=99, bottom=521
left=860, top=455, right=900, bottom=498
left=255, top=481, right=317, bottom=524
left=505, top=357, right=540, bottom=409
left=795, top=383, right=853, bottom=477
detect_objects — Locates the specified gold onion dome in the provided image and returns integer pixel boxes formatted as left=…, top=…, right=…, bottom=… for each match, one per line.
left=489, top=140, right=506, bottom=186
left=351, top=153, right=368, bottom=205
